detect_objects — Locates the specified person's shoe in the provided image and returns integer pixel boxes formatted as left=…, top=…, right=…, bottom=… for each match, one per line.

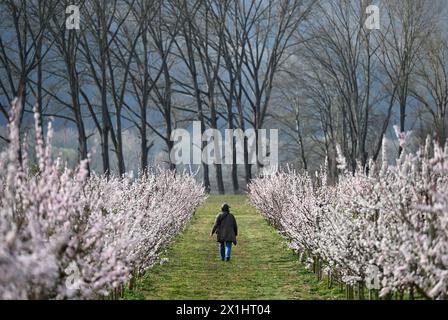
left=226, top=257, right=230, bottom=262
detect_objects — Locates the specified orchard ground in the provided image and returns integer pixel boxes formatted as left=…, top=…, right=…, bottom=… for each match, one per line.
left=125, top=195, right=344, bottom=300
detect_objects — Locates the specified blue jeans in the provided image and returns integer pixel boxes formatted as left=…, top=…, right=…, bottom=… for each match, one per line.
left=220, top=241, right=232, bottom=260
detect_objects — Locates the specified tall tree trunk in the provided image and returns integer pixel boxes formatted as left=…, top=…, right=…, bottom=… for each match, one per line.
left=201, top=118, right=210, bottom=192
left=100, top=45, right=110, bottom=175
left=115, top=107, right=125, bottom=175
left=162, top=58, right=175, bottom=171
left=227, top=104, right=239, bottom=193
left=360, top=36, right=371, bottom=169
left=209, top=101, right=224, bottom=194
left=140, top=104, right=148, bottom=171
left=140, top=24, right=149, bottom=171
left=193, top=78, right=210, bottom=191
left=36, top=38, right=44, bottom=133
left=296, top=114, right=307, bottom=170
left=399, top=97, right=406, bottom=156
left=68, top=59, right=89, bottom=173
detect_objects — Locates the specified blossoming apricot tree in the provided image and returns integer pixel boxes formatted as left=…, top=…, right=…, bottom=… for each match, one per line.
left=249, top=136, right=448, bottom=299
left=0, top=98, right=206, bottom=299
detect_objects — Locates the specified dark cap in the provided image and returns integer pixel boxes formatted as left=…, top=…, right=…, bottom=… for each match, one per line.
left=221, top=203, right=230, bottom=212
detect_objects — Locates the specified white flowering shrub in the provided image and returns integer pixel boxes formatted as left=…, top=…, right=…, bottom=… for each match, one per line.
left=0, top=98, right=206, bottom=299
left=249, top=137, right=448, bottom=299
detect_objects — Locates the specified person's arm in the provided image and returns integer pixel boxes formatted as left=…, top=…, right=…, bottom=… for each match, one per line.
left=211, top=214, right=221, bottom=236
left=234, top=216, right=238, bottom=236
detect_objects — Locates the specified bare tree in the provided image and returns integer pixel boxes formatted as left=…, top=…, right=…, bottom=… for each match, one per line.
left=79, top=0, right=134, bottom=175
left=0, top=0, right=57, bottom=142
left=380, top=0, right=435, bottom=156
left=239, top=0, right=314, bottom=178
left=411, top=35, right=448, bottom=146
left=46, top=1, right=91, bottom=170
left=301, top=0, right=386, bottom=173
left=173, top=0, right=211, bottom=191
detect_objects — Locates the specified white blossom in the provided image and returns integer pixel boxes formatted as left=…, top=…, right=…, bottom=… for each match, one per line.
left=0, top=98, right=206, bottom=299
left=249, top=138, right=448, bottom=299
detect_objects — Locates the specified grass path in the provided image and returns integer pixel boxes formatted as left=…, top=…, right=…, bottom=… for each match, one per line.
left=125, top=195, right=343, bottom=300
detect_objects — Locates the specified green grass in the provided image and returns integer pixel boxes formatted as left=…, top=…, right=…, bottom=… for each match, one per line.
left=125, top=195, right=344, bottom=300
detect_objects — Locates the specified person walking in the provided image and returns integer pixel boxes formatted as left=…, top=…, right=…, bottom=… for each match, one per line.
left=211, top=203, right=238, bottom=261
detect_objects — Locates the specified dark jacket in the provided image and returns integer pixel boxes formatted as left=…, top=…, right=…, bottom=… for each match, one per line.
left=211, top=211, right=238, bottom=245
